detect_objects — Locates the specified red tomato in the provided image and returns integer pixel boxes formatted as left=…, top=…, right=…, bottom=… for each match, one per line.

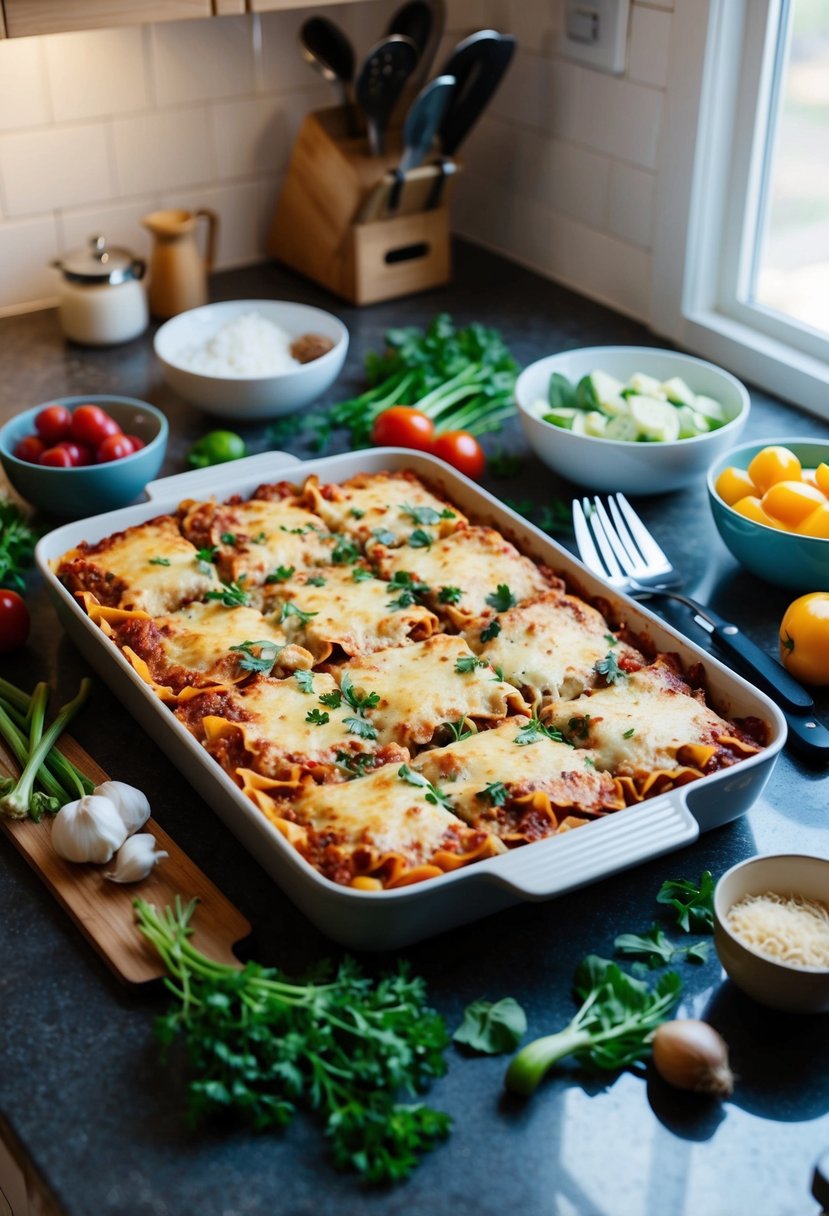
left=40, top=445, right=75, bottom=467
left=35, top=404, right=72, bottom=445
left=70, top=404, right=121, bottom=447
left=57, top=441, right=93, bottom=466
left=123, top=434, right=145, bottom=452
left=96, top=433, right=135, bottom=463
left=13, top=434, right=46, bottom=464
left=431, top=430, right=486, bottom=480
left=0, top=589, right=30, bottom=653
left=371, top=407, right=435, bottom=451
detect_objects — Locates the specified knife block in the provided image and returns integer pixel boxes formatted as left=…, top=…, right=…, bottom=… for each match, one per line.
left=267, top=107, right=458, bottom=307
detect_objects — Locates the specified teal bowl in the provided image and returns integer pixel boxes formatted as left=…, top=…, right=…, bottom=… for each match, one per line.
left=0, top=396, right=168, bottom=520
left=707, top=437, right=829, bottom=590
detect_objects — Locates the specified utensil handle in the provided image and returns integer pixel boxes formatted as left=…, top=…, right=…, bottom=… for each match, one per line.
left=780, top=706, right=829, bottom=763
left=703, top=613, right=814, bottom=712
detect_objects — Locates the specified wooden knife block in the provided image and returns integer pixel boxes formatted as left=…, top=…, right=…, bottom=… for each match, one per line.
left=267, top=107, right=458, bottom=307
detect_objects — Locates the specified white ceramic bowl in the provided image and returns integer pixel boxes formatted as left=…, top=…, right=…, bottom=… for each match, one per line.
left=714, top=853, right=829, bottom=1013
left=516, top=346, right=750, bottom=495
left=153, top=299, right=348, bottom=421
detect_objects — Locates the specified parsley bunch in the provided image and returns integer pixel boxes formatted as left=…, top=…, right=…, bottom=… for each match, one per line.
left=0, top=499, right=38, bottom=592
left=136, top=899, right=452, bottom=1183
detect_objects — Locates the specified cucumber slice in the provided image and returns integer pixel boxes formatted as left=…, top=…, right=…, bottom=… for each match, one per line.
left=584, top=410, right=609, bottom=437
left=542, top=407, right=579, bottom=429
left=676, top=406, right=710, bottom=439
left=695, top=394, right=727, bottom=425
left=661, top=376, right=696, bottom=408
left=627, top=372, right=666, bottom=399
left=587, top=370, right=628, bottom=417
left=628, top=394, right=681, bottom=442
left=571, top=411, right=591, bottom=435
left=605, top=414, right=641, bottom=442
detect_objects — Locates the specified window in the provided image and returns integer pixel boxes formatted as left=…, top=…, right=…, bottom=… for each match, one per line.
left=651, top=0, right=829, bottom=420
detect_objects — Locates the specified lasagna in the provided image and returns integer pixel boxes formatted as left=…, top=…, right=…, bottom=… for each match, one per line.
left=56, top=467, right=766, bottom=891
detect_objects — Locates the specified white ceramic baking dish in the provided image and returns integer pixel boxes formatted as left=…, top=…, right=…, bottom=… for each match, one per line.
left=36, top=449, right=786, bottom=950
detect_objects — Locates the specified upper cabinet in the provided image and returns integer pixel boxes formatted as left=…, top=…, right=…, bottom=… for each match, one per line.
left=1, top=0, right=363, bottom=38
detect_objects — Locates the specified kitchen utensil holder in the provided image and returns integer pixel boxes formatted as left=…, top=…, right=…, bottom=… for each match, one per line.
left=267, top=106, right=459, bottom=306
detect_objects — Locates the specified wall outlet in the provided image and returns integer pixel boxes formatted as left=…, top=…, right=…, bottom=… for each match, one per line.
left=561, top=0, right=630, bottom=74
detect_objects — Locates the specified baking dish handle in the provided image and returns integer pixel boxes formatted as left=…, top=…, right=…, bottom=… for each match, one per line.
left=478, top=794, right=699, bottom=900
left=144, top=450, right=301, bottom=501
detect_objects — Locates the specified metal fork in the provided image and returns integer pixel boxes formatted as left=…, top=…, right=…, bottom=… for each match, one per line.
left=572, top=493, right=829, bottom=760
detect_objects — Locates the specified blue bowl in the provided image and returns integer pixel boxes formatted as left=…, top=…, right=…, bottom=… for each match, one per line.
left=707, top=436, right=829, bottom=590
left=0, top=395, right=168, bottom=520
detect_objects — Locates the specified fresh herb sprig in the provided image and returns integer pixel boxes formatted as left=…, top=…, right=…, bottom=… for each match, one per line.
left=657, top=871, right=716, bottom=933
left=136, top=898, right=452, bottom=1184
left=0, top=499, right=38, bottom=592
left=453, top=998, right=527, bottom=1055
left=614, top=923, right=711, bottom=968
left=230, top=640, right=282, bottom=675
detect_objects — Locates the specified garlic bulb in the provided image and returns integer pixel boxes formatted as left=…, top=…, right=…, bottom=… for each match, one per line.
left=51, top=795, right=128, bottom=864
left=105, top=833, right=168, bottom=884
left=93, top=780, right=150, bottom=835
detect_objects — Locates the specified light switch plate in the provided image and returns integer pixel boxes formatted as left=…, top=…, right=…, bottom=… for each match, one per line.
left=561, top=0, right=630, bottom=74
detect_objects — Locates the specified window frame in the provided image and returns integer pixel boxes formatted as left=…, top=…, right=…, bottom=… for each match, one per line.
left=650, top=0, right=829, bottom=421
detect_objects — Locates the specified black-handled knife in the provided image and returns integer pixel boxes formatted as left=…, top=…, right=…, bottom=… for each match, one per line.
left=781, top=705, right=829, bottom=762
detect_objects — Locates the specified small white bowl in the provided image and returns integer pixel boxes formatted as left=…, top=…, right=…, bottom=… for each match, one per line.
left=714, top=854, right=829, bottom=1013
left=153, top=299, right=348, bottom=421
left=515, top=345, right=750, bottom=495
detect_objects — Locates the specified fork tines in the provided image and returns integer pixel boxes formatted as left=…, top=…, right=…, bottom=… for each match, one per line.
left=572, top=492, right=674, bottom=587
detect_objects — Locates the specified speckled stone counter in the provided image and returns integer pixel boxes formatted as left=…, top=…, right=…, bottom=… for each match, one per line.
left=1, top=242, right=827, bottom=1216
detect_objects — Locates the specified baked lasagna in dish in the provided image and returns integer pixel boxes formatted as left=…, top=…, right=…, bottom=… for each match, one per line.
left=55, top=468, right=765, bottom=891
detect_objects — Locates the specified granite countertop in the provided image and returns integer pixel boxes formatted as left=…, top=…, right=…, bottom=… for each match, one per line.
left=1, top=242, right=827, bottom=1216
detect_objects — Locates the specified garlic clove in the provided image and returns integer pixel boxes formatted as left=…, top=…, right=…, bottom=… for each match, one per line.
left=93, top=780, right=150, bottom=836
left=105, top=833, right=168, bottom=884
left=51, top=795, right=128, bottom=864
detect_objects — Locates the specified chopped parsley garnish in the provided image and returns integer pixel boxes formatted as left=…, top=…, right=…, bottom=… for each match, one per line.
left=318, top=690, right=343, bottom=709
left=306, top=574, right=327, bottom=587
left=594, top=651, right=626, bottom=684
left=266, top=565, right=295, bottom=584
left=438, top=585, right=462, bottom=604
left=252, top=531, right=268, bottom=544
left=220, top=532, right=237, bottom=546
left=280, top=601, right=318, bottom=626
left=442, top=717, right=474, bottom=742
left=408, top=529, right=432, bottom=549
left=623, top=727, right=636, bottom=739
left=372, top=527, right=397, bottom=547
left=485, top=584, right=517, bottom=613
left=344, top=716, right=378, bottom=740
left=148, top=556, right=171, bottom=566
left=340, top=672, right=380, bottom=715
left=331, top=536, right=361, bottom=565
left=583, top=755, right=596, bottom=769
left=397, top=764, right=453, bottom=810
left=305, top=708, right=330, bottom=726
left=386, top=570, right=429, bottom=608
left=491, top=665, right=505, bottom=682
left=205, top=578, right=249, bottom=607
left=230, top=639, right=282, bottom=674
left=604, top=633, right=618, bottom=647
left=279, top=522, right=318, bottom=535
left=475, top=781, right=508, bottom=807
left=399, top=503, right=455, bottom=526
left=480, top=619, right=501, bottom=643
left=294, top=670, right=315, bottom=694
left=349, top=508, right=365, bottom=519
left=351, top=567, right=373, bottom=583
left=334, top=750, right=376, bottom=777
left=454, top=654, right=488, bottom=674
left=514, top=717, right=567, bottom=746
left=195, top=546, right=218, bottom=574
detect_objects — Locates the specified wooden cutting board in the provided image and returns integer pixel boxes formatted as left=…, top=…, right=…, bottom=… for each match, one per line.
left=0, top=734, right=251, bottom=985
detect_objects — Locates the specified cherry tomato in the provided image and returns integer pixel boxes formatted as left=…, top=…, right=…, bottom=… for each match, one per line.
left=57, top=441, right=93, bottom=466
left=35, top=404, right=72, bottom=445
left=431, top=430, right=486, bottom=480
left=124, top=434, right=145, bottom=452
left=371, top=407, right=435, bottom=451
left=70, top=404, right=121, bottom=447
left=779, top=592, right=829, bottom=685
left=96, top=433, right=135, bottom=463
left=13, top=434, right=46, bottom=464
left=0, top=589, right=30, bottom=653
left=40, top=445, right=75, bottom=467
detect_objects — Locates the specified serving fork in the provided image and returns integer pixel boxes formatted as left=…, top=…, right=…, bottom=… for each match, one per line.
left=572, top=492, right=829, bottom=761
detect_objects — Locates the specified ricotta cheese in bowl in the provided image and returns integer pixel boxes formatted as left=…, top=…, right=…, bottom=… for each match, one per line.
left=179, top=311, right=300, bottom=378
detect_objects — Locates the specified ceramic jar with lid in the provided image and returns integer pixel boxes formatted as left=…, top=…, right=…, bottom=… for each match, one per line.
left=52, top=235, right=149, bottom=346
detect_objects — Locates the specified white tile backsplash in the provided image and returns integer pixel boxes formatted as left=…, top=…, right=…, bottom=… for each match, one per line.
left=0, top=0, right=676, bottom=323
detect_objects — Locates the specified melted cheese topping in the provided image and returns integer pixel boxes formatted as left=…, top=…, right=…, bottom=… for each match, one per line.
left=338, top=635, right=528, bottom=747
left=153, top=602, right=300, bottom=678
left=544, top=662, right=735, bottom=775
left=178, top=497, right=332, bottom=586
left=465, top=591, right=643, bottom=703
left=376, top=526, right=551, bottom=626
left=302, top=470, right=465, bottom=546
left=254, top=565, right=437, bottom=660
left=56, top=515, right=218, bottom=615
left=412, top=717, right=614, bottom=824
left=726, top=891, right=829, bottom=968
left=291, top=762, right=471, bottom=860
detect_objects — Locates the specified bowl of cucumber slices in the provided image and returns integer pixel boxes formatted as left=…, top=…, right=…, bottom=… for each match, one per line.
left=516, top=345, right=750, bottom=495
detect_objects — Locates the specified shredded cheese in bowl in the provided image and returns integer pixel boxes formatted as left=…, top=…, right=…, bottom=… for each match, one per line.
left=726, top=891, right=829, bottom=969
left=179, top=312, right=301, bottom=378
